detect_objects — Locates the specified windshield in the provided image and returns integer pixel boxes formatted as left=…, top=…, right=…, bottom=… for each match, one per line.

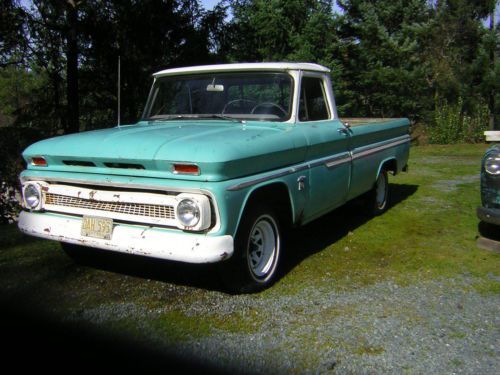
left=143, top=72, right=293, bottom=122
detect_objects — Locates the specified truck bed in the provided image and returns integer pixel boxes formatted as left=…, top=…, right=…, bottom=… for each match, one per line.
left=340, top=118, right=406, bottom=127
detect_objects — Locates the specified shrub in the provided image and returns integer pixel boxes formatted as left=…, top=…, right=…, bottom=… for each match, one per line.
left=0, top=126, right=42, bottom=223
left=429, top=98, right=489, bottom=144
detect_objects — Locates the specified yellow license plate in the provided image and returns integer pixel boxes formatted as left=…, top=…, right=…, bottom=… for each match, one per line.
left=81, top=216, right=113, bottom=240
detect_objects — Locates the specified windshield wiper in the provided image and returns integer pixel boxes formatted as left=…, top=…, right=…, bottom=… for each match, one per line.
left=196, top=114, right=243, bottom=123
left=147, top=115, right=194, bottom=121
left=148, top=114, right=243, bottom=123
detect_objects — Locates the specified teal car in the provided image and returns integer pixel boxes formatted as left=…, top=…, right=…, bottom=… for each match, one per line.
left=18, top=63, right=410, bottom=292
left=477, top=132, right=500, bottom=230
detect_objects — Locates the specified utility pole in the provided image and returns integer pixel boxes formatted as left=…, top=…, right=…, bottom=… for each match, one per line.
left=65, top=0, right=79, bottom=133
left=489, top=1, right=497, bottom=130
left=117, top=55, right=121, bottom=127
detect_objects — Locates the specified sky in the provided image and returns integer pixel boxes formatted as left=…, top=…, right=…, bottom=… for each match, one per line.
left=201, top=0, right=220, bottom=11
left=198, top=0, right=500, bottom=25
left=201, top=0, right=344, bottom=13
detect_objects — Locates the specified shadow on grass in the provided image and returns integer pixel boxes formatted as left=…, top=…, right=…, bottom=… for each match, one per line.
left=64, top=183, right=418, bottom=293
left=0, top=298, right=229, bottom=374
left=477, top=221, right=500, bottom=241
left=0, top=223, right=44, bottom=248
left=281, top=183, right=419, bottom=275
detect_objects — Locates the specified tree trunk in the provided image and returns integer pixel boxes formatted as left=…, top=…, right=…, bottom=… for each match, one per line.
left=65, top=1, right=79, bottom=133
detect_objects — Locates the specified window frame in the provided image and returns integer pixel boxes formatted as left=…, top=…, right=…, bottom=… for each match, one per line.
left=141, top=72, right=295, bottom=122
left=296, top=71, right=334, bottom=123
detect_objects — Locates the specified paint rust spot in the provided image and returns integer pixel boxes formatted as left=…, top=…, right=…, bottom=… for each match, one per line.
left=140, top=227, right=150, bottom=238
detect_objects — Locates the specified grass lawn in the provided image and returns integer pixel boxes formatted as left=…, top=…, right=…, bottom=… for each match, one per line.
left=279, top=143, right=499, bottom=294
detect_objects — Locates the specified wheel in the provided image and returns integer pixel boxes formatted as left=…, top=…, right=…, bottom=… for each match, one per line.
left=367, top=170, right=389, bottom=216
left=221, top=204, right=282, bottom=293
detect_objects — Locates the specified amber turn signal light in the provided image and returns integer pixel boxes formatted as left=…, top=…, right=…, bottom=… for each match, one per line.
left=31, top=157, right=48, bottom=167
left=173, top=163, right=200, bottom=175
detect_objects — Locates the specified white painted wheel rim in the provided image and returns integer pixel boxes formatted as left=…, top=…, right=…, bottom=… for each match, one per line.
left=247, top=215, right=279, bottom=280
left=376, top=173, right=387, bottom=209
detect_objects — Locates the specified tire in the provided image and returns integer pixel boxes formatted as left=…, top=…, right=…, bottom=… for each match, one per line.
left=478, top=221, right=500, bottom=241
left=221, top=204, right=283, bottom=293
left=367, top=170, right=389, bottom=216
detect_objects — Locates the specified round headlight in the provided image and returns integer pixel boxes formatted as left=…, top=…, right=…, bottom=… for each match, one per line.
left=485, top=154, right=500, bottom=175
left=176, top=199, right=200, bottom=227
left=24, top=184, right=41, bottom=209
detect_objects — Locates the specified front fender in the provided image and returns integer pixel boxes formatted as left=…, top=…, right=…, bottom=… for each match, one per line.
left=220, top=172, right=308, bottom=237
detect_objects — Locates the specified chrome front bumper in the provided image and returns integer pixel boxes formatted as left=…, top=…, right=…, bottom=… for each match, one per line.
left=18, top=211, right=233, bottom=263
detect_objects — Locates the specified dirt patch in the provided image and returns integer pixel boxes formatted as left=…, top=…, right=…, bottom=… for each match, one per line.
left=432, top=174, right=480, bottom=192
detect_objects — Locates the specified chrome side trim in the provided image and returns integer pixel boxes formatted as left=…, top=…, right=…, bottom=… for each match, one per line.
left=226, top=169, right=297, bottom=191
left=227, top=152, right=352, bottom=191
left=352, top=135, right=410, bottom=161
left=325, top=155, right=352, bottom=169
left=309, top=152, right=351, bottom=169
left=226, top=134, right=410, bottom=191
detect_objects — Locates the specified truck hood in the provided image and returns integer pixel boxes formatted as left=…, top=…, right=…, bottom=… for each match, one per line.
left=23, top=121, right=307, bottom=181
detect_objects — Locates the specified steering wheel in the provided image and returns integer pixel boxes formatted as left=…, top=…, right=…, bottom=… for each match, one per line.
left=222, top=99, right=257, bottom=114
left=250, top=102, right=288, bottom=117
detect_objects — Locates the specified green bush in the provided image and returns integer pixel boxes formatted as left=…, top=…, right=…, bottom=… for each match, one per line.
left=429, top=98, right=489, bottom=144
left=0, top=126, right=43, bottom=223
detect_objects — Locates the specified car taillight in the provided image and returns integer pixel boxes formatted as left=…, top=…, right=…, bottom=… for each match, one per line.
left=31, top=157, right=48, bottom=167
left=173, top=164, right=200, bottom=175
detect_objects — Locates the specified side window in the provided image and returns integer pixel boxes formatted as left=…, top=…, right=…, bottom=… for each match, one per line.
left=298, top=77, right=329, bottom=121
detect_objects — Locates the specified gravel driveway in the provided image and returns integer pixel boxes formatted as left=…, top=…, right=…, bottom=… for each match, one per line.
left=193, top=278, right=498, bottom=375
left=60, top=275, right=497, bottom=374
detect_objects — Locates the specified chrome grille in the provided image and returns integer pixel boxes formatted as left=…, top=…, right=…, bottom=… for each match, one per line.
left=45, top=193, right=175, bottom=219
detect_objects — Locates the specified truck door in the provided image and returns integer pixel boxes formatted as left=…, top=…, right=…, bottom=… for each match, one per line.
left=297, top=74, right=351, bottom=222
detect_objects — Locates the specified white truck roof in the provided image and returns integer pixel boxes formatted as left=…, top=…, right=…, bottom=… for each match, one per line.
left=153, top=62, right=330, bottom=77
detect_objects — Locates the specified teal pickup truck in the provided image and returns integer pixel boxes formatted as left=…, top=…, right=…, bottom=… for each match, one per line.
left=18, top=62, right=410, bottom=292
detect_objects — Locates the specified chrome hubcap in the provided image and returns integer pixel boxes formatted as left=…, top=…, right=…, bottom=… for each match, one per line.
left=248, top=216, right=278, bottom=279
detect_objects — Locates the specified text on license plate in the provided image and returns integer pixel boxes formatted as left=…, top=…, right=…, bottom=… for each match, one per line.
left=81, top=216, right=113, bottom=240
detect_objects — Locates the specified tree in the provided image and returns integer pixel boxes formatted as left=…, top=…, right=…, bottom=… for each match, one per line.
left=336, top=0, right=432, bottom=118
left=226, top=0, right=335, bottom=61
left=0, top=0, right=28, bottom=68
left=78, top=0, right=214, bottom=128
